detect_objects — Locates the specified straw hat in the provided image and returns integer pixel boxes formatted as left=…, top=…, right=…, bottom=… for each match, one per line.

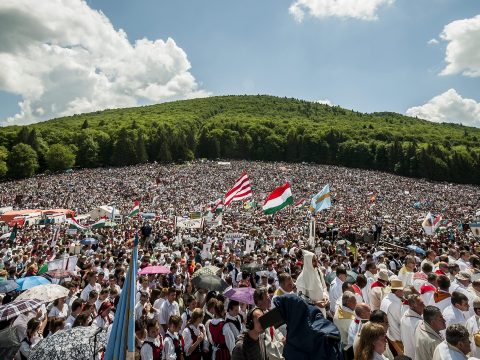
left=390, top=279, right=404, bottom=290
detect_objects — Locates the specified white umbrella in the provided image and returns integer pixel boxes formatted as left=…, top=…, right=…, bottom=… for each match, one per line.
left=16, top=284, right=69, bottom=302
left=0, top=233, right=11, bottom=240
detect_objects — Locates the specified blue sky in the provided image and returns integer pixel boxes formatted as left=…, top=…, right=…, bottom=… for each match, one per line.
left=0, top=0, right=479, bottom=126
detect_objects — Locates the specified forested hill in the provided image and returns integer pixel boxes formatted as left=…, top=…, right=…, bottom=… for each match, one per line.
left=0, top=95, right=479, bottom=184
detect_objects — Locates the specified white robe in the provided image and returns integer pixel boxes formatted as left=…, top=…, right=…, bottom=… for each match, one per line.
left=401, top=309, right=422, bottom=359
left=296, top=250, right=328, bottom=315
left=432, top=341, right=468, bottom=360
left=380, top=293, right=403, bottom=342
left=465, top=315, right=480, bottom=358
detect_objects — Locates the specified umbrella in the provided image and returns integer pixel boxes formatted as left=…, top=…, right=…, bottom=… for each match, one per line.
left=224, top=287, right=255, bottom=305
left=191, top=275, right=228, bottom=292
left=0, top=325, right=20, bottom=359
left=80, top=237, right=98, bottom=245
left=0, top=280, right=19, bottom=293
left=336, top=239, right=351, bottom=246
left=407, top=245, right=426, bottom=256
left=0, top=298, right=43, bottom=321
left=373, top=250, right=386, bottom=259
left=16, top=284, right=69, bottom=302
left=325, top=270, right=358, bottom=285
left=138, top=265, right=170, bottom=275
left=241, top=262, right=263, bottom=273
left=16, top=276, right=51, bottom=290
left=29, top=326, right=107, bottom=360
left=46, top=269, right=74, bottom=279
left=0, top=232, right=11, bottom=240
left=192, top=265, right=220, bottom=279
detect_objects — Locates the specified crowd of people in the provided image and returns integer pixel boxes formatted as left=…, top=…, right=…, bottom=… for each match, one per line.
left=0, top=159, right=479, bottom=360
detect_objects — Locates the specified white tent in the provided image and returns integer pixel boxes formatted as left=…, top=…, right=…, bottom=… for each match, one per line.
left=87, top=206, right=120, bottom=220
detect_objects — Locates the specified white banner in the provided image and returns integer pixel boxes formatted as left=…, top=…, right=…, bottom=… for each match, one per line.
left=201, top=243, right=212, bottom=259
left=245, top=239, right=255, bottom=254
left=224, top=233, right=243, bottom=242
left=175, top=217, right=204, bottom=229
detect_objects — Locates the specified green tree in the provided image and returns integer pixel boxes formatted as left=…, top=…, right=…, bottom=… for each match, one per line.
left=81, top=119, right=89, bottom=129
left=0, top=146, right=8, bottom=179
left=46, top=143, right=76, bottom=171
left=8, top=143, right=39, bottom=179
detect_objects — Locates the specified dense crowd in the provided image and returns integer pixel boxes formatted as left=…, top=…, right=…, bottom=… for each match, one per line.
left=0, top=160, right=479, bottom=360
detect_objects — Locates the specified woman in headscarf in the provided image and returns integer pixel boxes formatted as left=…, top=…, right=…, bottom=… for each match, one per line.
left=295, top=250, right=329, bottom=316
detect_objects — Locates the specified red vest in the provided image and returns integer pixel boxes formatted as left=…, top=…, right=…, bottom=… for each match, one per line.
left=166, top=333, right=185, bottom=360
left=143, top=337, right=163, bottom=360
left=208, top=321, right=230, bottom=360
left=370, top=281, right=386, bottom=289
left=185, top=326, right=202, bottom=360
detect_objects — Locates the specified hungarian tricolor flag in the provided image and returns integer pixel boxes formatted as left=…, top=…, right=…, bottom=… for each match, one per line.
left=211, top=198, right=223, bottom=215
left=91, top=218, right=107, bottom=229
left=66, top=218, right=87, bottom=231
left=263, top=183, right=293, bottom=215
left=128, top=201, right=140, bottom=217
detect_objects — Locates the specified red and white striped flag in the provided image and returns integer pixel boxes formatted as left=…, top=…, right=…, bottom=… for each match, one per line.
left=224, top=172, right=252, bottom=206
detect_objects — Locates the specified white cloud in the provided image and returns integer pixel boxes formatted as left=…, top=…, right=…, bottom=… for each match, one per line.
left=289, top=0, right=395, bottom=22
left=315, top=99, right=333, bottom=106
left=0, top=0, right=210, bottom=126
left=439, top=15, right=480, bottom=77
left=406, top=89, right=480, bottom=128
left=428, top=38, right=439, bottom=45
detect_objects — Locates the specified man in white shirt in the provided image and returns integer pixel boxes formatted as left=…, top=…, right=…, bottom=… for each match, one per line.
left=159, top=287, right=180, bottom=334
left=380, top=278, right=404, bottom=350
left=465, top=297, right=480, bottom=358
left=333, top=291, right=357, bottom=348
left=443, top=291, right=469, bottom=328
left=432, top=324, right=471, bottom=360
left=450, top=271, right=475, bottom=318
left=401, top=293, right=425, bottom=359
left=347, top=302, right=371, bottom=348
left=414, top=305, right=446, bottom=360
left=329, top=266, right=347, bottom=314
left=455, top=250, right=470, bottom=272
left=80, top=271, right=101, bottom=301
left=363, top=262, right=378, bottom=306
left=64, top=299, right=83, bottom=330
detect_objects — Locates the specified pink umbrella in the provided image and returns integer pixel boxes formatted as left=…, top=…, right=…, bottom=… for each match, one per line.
left=224, top=287, right=255, bottom=305
left=138, top=265, right=170, bottom=275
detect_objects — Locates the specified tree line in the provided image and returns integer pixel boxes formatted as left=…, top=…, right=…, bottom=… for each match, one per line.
left=0, top=95, right=479, bottom=184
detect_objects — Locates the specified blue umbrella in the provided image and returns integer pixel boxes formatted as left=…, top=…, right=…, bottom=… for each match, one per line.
left=80, top=237, right=98, bottom=245
left=16, top=276, right=51, bottom=291
left=0, top=280, right=19, bottom=293
left=407, top=245, right=426, bottom=256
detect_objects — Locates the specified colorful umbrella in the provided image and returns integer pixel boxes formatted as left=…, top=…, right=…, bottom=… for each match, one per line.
left=29, top=326, right=107, bottom=360
left=16, top=276, right=51, bottom=290
left=138, top=265, right=170, bottom=275
left=192, top=265, right=220, bottom=279
left=407, top=245, right=426, bottom=256
left=224, top=287, right=255, bottom=305
left=16, top=284, right=69, bottom=302
left=0, top=298, right=43, bottom=321
left=191, top=275, right=228, bottom=292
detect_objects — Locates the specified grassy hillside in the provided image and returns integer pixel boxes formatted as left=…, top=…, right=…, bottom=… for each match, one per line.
left=0, top=95, right=479, bottom=183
